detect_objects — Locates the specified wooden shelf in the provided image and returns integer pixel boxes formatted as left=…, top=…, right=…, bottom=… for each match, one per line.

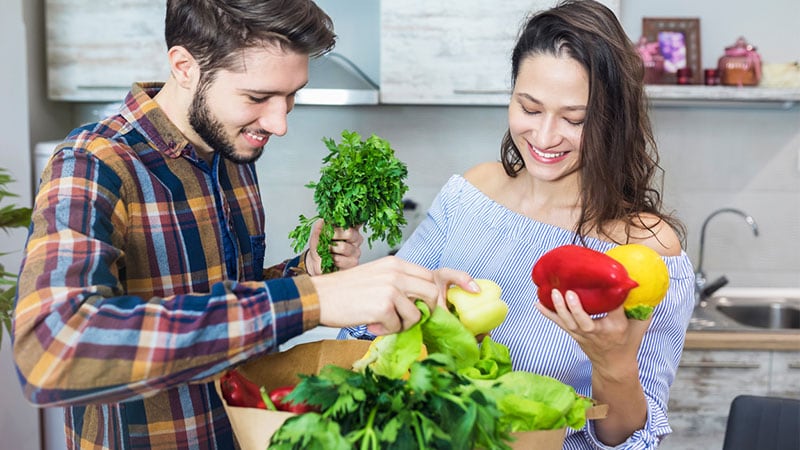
left=646, top=85, right=800, bottom=109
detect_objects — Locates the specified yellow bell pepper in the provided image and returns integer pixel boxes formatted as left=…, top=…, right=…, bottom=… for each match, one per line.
left=446, top=279, right=509, bottom=335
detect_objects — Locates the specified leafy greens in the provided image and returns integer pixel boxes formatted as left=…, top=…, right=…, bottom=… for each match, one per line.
left=289, top=130, right=409, bottom=273
left=268, top=300, right=594, bottom=449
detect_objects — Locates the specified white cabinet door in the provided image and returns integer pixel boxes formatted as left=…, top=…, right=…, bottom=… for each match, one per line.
left=380, top=0, right=620, bottom=105
left=661, top=349, right=771, bottom=450
left=770, top=350, right=800, bottom=398
left=46, top=0, right=168, bottom=101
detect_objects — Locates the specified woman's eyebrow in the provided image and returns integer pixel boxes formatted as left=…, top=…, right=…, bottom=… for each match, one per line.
left=516, top=93, right=586, bottom=111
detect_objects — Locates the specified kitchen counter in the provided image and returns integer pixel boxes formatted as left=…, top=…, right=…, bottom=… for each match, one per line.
left=684, top=330, right=800, bottom=351
left=684, top=287, right=800, bottom=351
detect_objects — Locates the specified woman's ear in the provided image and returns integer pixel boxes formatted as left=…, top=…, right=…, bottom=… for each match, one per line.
left=166, top=45, right=199, bottom=89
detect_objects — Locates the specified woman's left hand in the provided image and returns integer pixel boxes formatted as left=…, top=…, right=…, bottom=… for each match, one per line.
left=305, top=220, right=364, bottom=276
left=535, top=289, right=651, bottom=371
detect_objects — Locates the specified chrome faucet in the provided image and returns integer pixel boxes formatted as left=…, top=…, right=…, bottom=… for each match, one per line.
left=694, top=208, right=759, bottom=305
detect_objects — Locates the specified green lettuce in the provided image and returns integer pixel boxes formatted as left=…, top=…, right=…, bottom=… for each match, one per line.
left=475, top=371, right=594, bottom=432
left=419, top=303, right=480, bottom=371
left=352, top=302, right=429, bottom=378
left=459, top=335, right=512, bottom=380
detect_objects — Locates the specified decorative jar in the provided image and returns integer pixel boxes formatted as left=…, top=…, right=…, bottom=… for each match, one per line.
left=718, top=37, right=762, bottom=87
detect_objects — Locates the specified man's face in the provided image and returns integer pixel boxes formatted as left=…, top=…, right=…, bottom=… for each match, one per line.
left=188, top=45, right=309, bottom=164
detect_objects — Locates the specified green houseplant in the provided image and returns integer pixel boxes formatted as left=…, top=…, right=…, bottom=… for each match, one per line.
left=0, top=168, right=32, bottom=349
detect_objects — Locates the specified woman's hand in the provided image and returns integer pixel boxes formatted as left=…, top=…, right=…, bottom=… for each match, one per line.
left=432, top=267, right=479, bottom=308
left=534, top=289, right=650, bottom=376
left=305, top=220, right=364, bottom=276
left=536, top=288, right=651, bottom=445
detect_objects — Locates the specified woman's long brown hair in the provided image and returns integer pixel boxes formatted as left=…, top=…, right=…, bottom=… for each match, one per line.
left=500, top=0, right=685, bottom=245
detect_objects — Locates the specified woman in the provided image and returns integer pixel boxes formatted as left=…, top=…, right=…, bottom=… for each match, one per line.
left=387, top=1, right=694, bottom=447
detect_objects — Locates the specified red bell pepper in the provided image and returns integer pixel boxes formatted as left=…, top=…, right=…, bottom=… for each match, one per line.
left=219, top=369, right=266, bottom=409
left=267, top=385, right=319, bottom=413
left=531, top=245, right=638, bottom=315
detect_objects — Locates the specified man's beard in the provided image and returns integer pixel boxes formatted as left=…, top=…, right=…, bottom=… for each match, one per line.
left=188, top=84, right=264, bottom=165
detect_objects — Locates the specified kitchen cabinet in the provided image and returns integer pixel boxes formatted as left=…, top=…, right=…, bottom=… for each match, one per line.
left=662, top=348, right=800, bottom=449
left=46, top=0, right=169, bottom=101
left=45, top=0, right=378, bottom=105
left=379, top=0, right=620, bottom=105
left=663, top=349, right=770, bottom=449
left=379, top=1, right=800, bottom=108
left=770, top=350, right=800, bottom=399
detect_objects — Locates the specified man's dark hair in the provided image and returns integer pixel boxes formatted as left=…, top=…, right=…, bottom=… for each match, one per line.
left=165, top=0, right=336, bottom=76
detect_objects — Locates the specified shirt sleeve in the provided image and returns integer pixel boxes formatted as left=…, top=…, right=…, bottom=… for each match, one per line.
left=13, top=146, right=319, bottom=407
left=263, top=251, right=308, bottom=280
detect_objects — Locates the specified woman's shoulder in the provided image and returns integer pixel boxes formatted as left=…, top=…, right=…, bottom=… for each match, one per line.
left=463, top=161, right=509, bottom=195
left=620, top=213, right=683, bottom=257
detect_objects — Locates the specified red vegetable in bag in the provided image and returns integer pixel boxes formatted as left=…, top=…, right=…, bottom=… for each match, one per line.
left=220, top=370, right=318, bottom=413
left=219, top=369, right=266, bottom=409
left=532, top=245, right=638, bottom=314
left=268, top=385, right=319, bottom=413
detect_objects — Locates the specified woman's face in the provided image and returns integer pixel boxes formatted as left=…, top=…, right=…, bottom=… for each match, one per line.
left=508, top=53, right=589, bottom=183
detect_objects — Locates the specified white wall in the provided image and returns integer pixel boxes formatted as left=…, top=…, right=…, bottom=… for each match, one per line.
left=620, top=0, right=798, bottom=68
left=8, top=0, right=800, bottom=448
left=620, top=0, right=800, bottom=286
left=21, top=0, right=799, bottom=289
left=0, top=0, right=40, bottom=448
left=262, top=1, right=800, bottom=288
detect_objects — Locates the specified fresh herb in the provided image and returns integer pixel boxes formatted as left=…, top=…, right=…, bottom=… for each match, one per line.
left=268, top=412, right=350, bottom=450
left=266, top=293, right=592, bottom=449
left=269, top=357, right=512, bottom=450
left=289, top=130, right=408, bottom=273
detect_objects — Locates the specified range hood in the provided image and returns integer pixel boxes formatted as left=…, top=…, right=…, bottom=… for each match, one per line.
left=296, top=53, right=380, bottom=106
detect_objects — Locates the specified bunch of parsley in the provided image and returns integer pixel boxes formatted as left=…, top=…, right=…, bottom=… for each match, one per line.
left=289, top=130, right=408, bottom=273
left=268, top=355, right=512, bottom=450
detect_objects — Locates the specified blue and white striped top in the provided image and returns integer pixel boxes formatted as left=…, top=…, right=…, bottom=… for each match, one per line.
left=345, top=174, right=695, bottom=449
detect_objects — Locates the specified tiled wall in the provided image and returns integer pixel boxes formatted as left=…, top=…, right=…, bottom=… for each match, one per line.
left=259, top=104, right=800, bottom=288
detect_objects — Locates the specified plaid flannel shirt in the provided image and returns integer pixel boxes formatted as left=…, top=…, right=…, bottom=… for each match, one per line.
left=13, top=83, right=320, bottom=449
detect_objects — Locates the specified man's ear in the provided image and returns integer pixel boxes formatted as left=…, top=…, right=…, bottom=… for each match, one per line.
left=167, top=45, right=199, bottom=89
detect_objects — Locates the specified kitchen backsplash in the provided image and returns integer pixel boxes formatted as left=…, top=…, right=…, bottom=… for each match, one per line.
left=25, top=0, right=800, bottom=289
left=261, top=103, right=799, bottom=288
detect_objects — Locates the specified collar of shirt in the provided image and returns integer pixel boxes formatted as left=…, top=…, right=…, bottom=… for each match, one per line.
left=121, top=82, right=203, bottom=162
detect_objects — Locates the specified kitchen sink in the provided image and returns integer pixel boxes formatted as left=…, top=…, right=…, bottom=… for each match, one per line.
left=688, top=288, right=800, bottom=332
left=716, top=299, right=800, bottom=330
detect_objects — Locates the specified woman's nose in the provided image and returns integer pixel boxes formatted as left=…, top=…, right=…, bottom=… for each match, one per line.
left=532, top=117, right=562, bottom=149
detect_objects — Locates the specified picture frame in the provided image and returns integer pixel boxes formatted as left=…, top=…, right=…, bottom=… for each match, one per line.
left=642, top=17, right=701, bottom=85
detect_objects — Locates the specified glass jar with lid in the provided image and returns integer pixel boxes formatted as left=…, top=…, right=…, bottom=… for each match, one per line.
left=718, top=37, right=762, bottom=87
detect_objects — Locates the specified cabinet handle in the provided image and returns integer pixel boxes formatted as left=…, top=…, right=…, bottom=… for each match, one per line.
left=788, top=362, right=800, bottom=370
left=679, top=361, right=760, bottom=369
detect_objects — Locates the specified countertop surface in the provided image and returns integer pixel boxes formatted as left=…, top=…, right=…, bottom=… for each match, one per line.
left=684, top=330, right=800, bottom=351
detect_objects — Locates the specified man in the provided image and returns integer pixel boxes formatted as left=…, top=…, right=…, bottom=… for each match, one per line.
left=13, top=1, right=472, bottom=448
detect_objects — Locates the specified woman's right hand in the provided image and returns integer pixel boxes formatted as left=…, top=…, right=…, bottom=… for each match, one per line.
left=432, top=267, right=479, bottom=308
left=534, top=289, right=649, bottom=376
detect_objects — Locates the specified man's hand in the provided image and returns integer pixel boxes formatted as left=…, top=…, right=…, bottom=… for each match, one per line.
left=305, top=220, right=364, bottom=276
left=310, top=256, right=438, bottom=335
